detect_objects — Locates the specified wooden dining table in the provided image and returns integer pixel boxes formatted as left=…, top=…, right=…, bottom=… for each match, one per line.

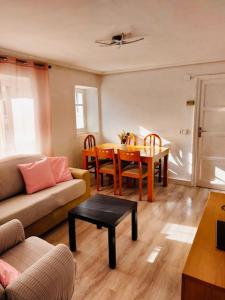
left=82, top=143, right=169, bottom=202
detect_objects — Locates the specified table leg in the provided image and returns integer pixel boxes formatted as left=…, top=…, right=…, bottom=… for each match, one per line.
left=132, top=208, right=138, bottom=241
left=68, top=214, right=76, bottom=251
left=163, top=154, right=168, bottom=187
left=108, top=227, right=116, bottom=269
left=147, top=157, right=154, bottom=202
left=82, top=151, right=88, bottom=169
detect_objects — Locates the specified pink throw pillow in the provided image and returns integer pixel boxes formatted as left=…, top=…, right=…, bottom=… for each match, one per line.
left=0, top=259, right=20, bottom=288
left=17, top=157, right=56, bottom=194
left=48, top=156, right=73, bottom=183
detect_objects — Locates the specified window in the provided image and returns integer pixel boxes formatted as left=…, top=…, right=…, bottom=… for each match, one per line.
left=75, top=89, right=86, bottom=132
left=75, top=86, right=99, bottom=134
left=0, top=75, right=37, bottom=156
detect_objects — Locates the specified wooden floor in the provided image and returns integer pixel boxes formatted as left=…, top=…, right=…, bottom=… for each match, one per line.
left=43, top=180, right=209, bottom=300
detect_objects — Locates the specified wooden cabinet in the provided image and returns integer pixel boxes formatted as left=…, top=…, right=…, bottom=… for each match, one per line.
left=182, top=192, right=225, bottom=300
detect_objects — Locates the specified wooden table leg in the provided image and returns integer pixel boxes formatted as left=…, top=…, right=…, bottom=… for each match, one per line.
left=147, top=157, right=154, bottom=202
left=68, top=214, right=76, bottom=251
left=131, top=207, right=138, bottom=241
left=108, top=227, right=116, bottom=269
left=163, top=154, right=168, bottom=187
left=82, top=151, right=88, bottom=169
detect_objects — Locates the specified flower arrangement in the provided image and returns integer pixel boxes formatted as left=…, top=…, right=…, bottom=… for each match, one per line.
left=118, top=130, right=135, bottom=144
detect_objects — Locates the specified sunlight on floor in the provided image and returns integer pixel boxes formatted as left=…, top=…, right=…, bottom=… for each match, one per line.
left=147, top=246, right=162, bottom=263
left=161, top=223, right=197, bottom=244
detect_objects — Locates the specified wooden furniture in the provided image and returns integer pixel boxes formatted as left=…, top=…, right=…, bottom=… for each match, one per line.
left=118, top=150, right=148, bottom=201
left=182, top=192, right=225, bottom=300
left=95, top=147, right=117, bottom=195
left=68, top=194, right=137, bottom=269
left=144, top=133, right=162, bottom=182
left=84, top=134, right=96, bottom=176
left=82, top=143, right=169, bottom=202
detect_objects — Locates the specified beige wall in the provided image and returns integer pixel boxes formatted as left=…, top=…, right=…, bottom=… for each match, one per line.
left=101, top=62, right=225, bottom=182
left=49, top=65, right=102, bottom=167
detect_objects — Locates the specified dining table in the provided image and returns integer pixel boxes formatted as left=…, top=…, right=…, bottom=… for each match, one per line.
left=82, top=143, right=169, bottom=202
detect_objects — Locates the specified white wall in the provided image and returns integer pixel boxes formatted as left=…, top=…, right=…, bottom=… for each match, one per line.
left=49, top=65, right=102, bottom=167
left=101, top=62, right=225, bottom=182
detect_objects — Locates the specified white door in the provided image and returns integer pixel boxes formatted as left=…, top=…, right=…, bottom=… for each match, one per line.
left=196, top=75, right=225, bottom=190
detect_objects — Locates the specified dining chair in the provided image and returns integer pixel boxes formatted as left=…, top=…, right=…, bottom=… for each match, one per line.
left=84, top=134, right=97, bottom=177
left=95, top=147, right=117, bottom=195
left=144, top=133, right=162, bottom=182
left=126, top=134, right=137, bottom=146
left=118, top=149, right=148, bottom=201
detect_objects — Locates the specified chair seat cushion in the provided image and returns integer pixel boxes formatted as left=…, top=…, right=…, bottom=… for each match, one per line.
left=0, top=237, right=54, bottom=273
left=99, top=163, right=115, bottom=172
left=0, top=179, right=86, bottom=228
left=122, top=165, right=148, bottom=177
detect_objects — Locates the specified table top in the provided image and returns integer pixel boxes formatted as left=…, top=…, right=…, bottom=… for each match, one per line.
left=69, top=194, right=137, bottom=227
left=83, top=143, right=169, bottom=160
left=183, top=192, right=225, bottom=289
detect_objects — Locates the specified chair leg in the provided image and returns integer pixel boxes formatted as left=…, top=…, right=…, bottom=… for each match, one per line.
left=158, top=159, right=162, bottom=183
left=119, top=175, right=122, bottom=196
left=139, top=178, right=142, bottom=201
left=101, top=174, right=104, bottom=187
left=113, top=175, right=117, bottom=195
left=96, top=172, right=100, bottom=191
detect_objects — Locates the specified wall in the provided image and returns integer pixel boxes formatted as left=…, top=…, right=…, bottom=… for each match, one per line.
left=49, top=65, right=101, bottom=167
left=100, top=62, right=225, bottom=182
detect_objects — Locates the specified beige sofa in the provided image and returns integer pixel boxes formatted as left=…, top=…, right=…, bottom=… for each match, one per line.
left=0, top=219, right=75, bottom=300
left=0, top=155, right=90, bottom=236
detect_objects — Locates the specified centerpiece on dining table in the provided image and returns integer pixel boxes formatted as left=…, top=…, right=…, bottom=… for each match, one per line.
left=118, top=130, right=135, bottom=144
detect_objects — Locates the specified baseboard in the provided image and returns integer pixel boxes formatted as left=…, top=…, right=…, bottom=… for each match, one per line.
left=168, top=177, right=192, bottom=186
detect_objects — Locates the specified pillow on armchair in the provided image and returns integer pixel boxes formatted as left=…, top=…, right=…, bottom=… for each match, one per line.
left=0, top=260, right=20, bottom=288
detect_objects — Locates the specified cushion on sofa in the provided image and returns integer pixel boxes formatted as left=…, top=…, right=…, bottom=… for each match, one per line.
left=0, top=260, right=20, bottom=288
left=0, top=179, right=86, bottom=228
left=48, top=156, right=73, bottom=183
left=0, top=237, right=54, bottom=273
left=17, top=158, right=56, bottom=194
left=0, top=155, right=44, bottom=201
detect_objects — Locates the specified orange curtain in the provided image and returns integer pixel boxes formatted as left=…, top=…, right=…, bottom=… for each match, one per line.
left=0, top=56, right=52, bottom=156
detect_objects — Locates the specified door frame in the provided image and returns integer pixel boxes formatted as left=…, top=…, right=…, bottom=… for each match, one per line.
left=192, top=73, right=225, bottom=187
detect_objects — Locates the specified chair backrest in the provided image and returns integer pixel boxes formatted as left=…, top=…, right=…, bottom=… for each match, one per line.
left=118, top=149, right=142, bottom=176
left=84, top=134, right=96, bottom=149
left=144, top=133, right=162, bottom=147
left=95, top=147, right=116, bottom=170
left=126, top=134, right=137, bottom=146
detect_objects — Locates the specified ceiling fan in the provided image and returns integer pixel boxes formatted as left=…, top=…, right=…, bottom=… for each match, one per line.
left=95, top=32, right=144, bottom=47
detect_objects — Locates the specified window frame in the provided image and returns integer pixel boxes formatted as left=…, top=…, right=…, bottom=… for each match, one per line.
left=74, top=88, right=87, bottom=134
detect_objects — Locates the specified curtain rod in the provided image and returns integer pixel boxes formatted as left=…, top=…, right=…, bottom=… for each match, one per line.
left=0, top=55, right=52, bottom=69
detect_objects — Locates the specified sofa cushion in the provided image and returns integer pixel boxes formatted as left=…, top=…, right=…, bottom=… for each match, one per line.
left=18, top=158, right=56, bottom=194
left=0, top=237, right=53, bottom=273
left=0, top=155, right=43, bottom=201
left=0, top=179, right=86, bottom=228
left=48, top=156, right=73, bottom=183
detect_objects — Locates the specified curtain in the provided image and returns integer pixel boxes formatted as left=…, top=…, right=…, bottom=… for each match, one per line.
left=0, top=56, right=52, bottom=157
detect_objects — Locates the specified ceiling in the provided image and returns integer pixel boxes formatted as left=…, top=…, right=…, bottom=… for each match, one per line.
left=1, top=0, right=225, bottom=74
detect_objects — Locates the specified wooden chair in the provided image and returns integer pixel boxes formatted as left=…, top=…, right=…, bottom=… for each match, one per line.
left=144, top=133, right=162, bottom=182
left=126, top=134, right=137, bottom=146
left=118, top=150, right=148, bottom=201
left=84, top=134, right=96, bottom=176
left=95, top=147, right=117, bottom=195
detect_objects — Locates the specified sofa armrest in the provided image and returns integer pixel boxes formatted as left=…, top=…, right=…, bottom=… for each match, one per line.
left=0, top=219, right=25, bottom=255
left=70, top=168, right=90, bottom=196
left=6, top=244, right=76, bottom=300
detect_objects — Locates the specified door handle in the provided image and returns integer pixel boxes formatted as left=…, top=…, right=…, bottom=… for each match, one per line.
left=198, top=127, right=206, bottom=137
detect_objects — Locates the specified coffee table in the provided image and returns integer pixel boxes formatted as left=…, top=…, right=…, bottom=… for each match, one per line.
left=68, top=194, right=138, bottom=269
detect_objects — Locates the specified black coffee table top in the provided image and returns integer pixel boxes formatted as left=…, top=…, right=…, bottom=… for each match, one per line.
left=69, top=194, right=137, bottom=228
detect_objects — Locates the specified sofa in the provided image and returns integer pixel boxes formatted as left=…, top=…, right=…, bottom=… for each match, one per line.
left=0, top=155, right=90, bottom=237
left=0, top=219, right=75, bottom=300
